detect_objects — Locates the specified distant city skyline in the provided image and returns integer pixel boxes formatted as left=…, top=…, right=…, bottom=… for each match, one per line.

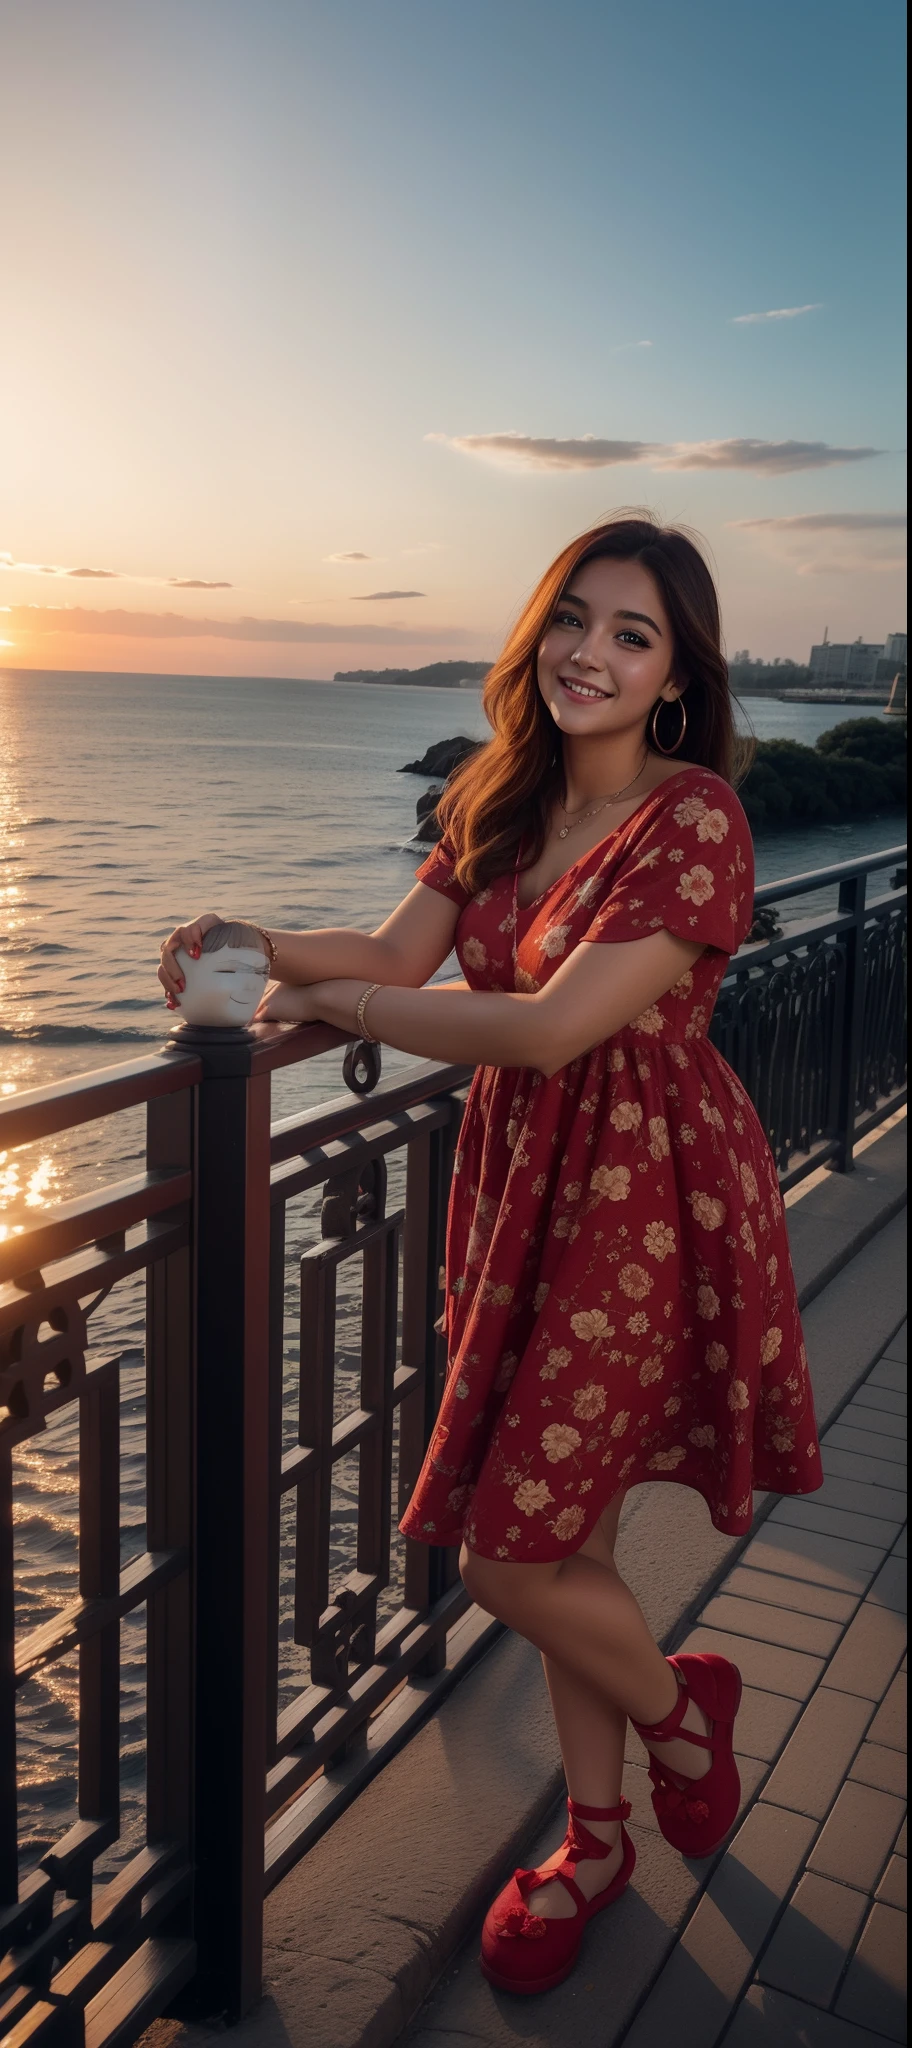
left=0, top=0, right=905, bottom=679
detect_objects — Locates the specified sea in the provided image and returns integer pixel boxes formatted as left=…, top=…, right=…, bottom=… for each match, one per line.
left=0, top=668, right=906, bottom=1872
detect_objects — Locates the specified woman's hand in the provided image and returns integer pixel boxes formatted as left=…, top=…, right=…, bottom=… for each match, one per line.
left=158, top=910, right=222, bottom=999
left=254, top=981, right=326, bottom=1024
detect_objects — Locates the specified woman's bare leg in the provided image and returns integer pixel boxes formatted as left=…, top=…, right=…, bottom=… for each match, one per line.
left=460, top=1499, right=713, bottom=1845
left=526, top=1497, right=629, bottom=1917
left=460, top=1516, right=679, bottom=1725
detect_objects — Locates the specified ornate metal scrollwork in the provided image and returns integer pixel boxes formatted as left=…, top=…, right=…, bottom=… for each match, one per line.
left=711, top=900, right=907, bottom=1168
left=309, top=1585, right=372, bottom=1692
left=0, top=1297, right=90, bottom=1447
left=319, top=1155, right=388, bottom=1239
left=342, top=1038, right=382, bottom=1095
left=859, top=907, right=907, bottom=1109
left=711, top=938, right=843, bottom=1167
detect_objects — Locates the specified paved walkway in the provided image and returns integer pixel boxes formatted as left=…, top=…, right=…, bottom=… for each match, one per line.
left=405, top=1321, right=907, bottom=2047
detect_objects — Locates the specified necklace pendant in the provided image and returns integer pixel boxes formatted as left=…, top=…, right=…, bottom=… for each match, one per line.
left=558, top=826, right=569, bottom=839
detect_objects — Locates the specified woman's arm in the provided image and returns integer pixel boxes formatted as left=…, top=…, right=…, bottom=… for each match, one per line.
left=158, top=883, right=460, bottom=1000
left=257, top=928, right=704, bottom=1075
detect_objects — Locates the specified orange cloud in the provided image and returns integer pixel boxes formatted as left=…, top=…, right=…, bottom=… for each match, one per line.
left=4, top=604, right=464, bottom=645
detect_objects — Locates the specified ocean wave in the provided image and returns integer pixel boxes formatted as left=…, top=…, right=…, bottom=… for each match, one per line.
left=0, top=1022, right=164, bottom=1044
left=0, top=941, right=74, bottom=958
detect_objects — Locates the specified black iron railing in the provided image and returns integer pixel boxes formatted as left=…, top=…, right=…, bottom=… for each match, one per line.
left=0, top=843, right=905, bottom=2039
left=710, top=845, right=907, bottom=1190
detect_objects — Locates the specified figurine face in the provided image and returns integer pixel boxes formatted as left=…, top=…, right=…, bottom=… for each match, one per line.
left=174, top=943, right=269, bottom=1027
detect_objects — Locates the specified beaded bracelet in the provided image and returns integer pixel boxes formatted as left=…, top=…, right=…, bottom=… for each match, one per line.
left=355, top=982, right=382, bottom=1042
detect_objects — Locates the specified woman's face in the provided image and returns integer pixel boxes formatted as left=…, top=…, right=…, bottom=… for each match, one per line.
left=173, top=944, right=269, bottom=1027
left=537, top=554, right=679, bottom=742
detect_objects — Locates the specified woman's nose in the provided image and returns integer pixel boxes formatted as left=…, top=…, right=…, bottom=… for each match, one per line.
left=574, top=634, right=608, bottom=670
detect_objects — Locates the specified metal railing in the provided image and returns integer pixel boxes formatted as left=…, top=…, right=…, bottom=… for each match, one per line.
left=710, top=845, right=907, bottom=1191
left=0, top=843, right=905, bottom=2039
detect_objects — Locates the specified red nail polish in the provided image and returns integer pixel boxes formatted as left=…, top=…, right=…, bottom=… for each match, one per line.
left=192, top=946, right=200, bottom=958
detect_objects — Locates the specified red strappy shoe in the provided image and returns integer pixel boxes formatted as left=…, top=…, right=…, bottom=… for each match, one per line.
left=480, top=1796, right=636, bottom=1994
left=630, top=1651, right=743, bottom=1858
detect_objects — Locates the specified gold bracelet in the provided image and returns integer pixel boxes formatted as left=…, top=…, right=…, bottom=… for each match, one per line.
left=355, top=982, right=382, bottom=1042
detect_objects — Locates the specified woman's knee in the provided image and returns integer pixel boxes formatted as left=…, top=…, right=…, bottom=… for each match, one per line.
left=458, top=1542, right=499, bottom=1611
left=459, top=1542, right=556, bottom=1620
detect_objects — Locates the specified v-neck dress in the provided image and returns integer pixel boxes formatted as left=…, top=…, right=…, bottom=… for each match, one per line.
left=398, top=767, right=823, bottom=1562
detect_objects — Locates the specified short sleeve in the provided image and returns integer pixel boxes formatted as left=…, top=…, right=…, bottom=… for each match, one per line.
left=414, top=830, right=472, bottom=910
left=587, top=778, right=754, bottom=956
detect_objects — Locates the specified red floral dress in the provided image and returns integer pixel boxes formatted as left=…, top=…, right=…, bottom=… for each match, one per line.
left=399, top=767, right=823, bottom=1563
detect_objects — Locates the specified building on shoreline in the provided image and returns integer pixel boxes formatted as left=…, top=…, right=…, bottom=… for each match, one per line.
left=809, top=630, right=907, bottom=687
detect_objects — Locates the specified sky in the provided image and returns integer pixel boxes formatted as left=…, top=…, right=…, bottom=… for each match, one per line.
left=0, top=0, right=906, bottom=678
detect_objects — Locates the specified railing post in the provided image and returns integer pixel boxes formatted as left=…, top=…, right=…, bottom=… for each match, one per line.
left=145, top=1086, right=196, bottom=1896
left=186, top=1030, right=271, bottom=2019
left=834, top=871, right=867, bottom=1172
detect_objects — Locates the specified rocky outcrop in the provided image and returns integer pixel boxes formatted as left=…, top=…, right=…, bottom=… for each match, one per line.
left=400, top=736, right=483, bottom=843
left=415, top=785, right=445, bottom=843
left=399, top=737, right=481, bottom=779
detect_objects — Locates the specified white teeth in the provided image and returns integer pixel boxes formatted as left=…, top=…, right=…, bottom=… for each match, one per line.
left=563, top=679, right=606, bottom=699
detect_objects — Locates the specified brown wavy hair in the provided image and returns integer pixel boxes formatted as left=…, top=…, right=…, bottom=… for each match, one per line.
left=440, top=510, right=751, bottom=895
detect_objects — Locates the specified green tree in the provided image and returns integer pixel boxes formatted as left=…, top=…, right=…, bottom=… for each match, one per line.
left=816, top=717, right=906, bottom=768
left=737, top=718, right=907, bottom=831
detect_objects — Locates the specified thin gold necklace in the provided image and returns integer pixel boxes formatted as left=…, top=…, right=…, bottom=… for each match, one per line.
left=556, top=752, right=649, bottom=839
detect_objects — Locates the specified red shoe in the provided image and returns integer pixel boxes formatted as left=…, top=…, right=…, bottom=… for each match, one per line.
left=480, top=1797, right=635, bottom=1995
left=630, top=1652, right=743, bottom=1858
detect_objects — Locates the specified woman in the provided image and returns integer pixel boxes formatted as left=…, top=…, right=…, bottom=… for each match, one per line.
left=159, top=513, right=823, bottom=1996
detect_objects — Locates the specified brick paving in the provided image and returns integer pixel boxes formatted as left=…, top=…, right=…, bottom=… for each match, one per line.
left=621, top=1318, right=908, bottom=2048
left=407, top=1321, right=907, bottom=2046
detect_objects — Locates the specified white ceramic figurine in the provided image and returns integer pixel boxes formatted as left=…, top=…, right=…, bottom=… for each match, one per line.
left=173, top=920, right=270, bottom=1028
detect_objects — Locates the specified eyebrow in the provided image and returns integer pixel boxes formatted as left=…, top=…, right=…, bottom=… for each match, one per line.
left=559, top=591, right=663, bottom=636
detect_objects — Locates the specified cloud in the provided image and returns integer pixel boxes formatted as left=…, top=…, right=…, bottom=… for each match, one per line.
left=427, top=432, right=881, bottom=475
left=729, top=512, right=906, bottom=533
left=656, top=440, right=879, bottom=473
left=795, top=556, right=906, bottom=576
left=728, top=508, right=906, bottom=579
left=731, top=303, right=823, bottom=324
left=325, top=550, right=373, bottom=563
left=351, top=589, right=425, bottom=601
left=611, top=340, right=653, bottom=352
left=427, top=433, right=654, bottom=470
left=1, top=553, right=233, bottom=587
left=2, top=557, right=121, bottom=578
left=2, top=556, right=67, bottom=576
left=6, top=604, right=465, bottom=646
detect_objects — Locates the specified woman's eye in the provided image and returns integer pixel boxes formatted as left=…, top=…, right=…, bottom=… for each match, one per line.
left=618, top=631, right=648, bottom=647
left=554, top=609, right=582, bottom=629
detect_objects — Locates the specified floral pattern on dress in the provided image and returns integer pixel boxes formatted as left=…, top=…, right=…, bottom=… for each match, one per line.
left=398, top=767, right=824, bottom=1562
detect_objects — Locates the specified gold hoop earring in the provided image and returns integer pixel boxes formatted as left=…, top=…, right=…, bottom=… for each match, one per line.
left=650, top=695, right=687, bottom=756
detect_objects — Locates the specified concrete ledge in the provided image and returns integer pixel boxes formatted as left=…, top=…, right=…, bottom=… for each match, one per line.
left=787, top=1119, right=907, bottom=1313
left=145, top=1132, right=906, bottom=2048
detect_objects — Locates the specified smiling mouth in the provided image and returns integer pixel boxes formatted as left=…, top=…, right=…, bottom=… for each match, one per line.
left=558, top=675, right=613, bottom=702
